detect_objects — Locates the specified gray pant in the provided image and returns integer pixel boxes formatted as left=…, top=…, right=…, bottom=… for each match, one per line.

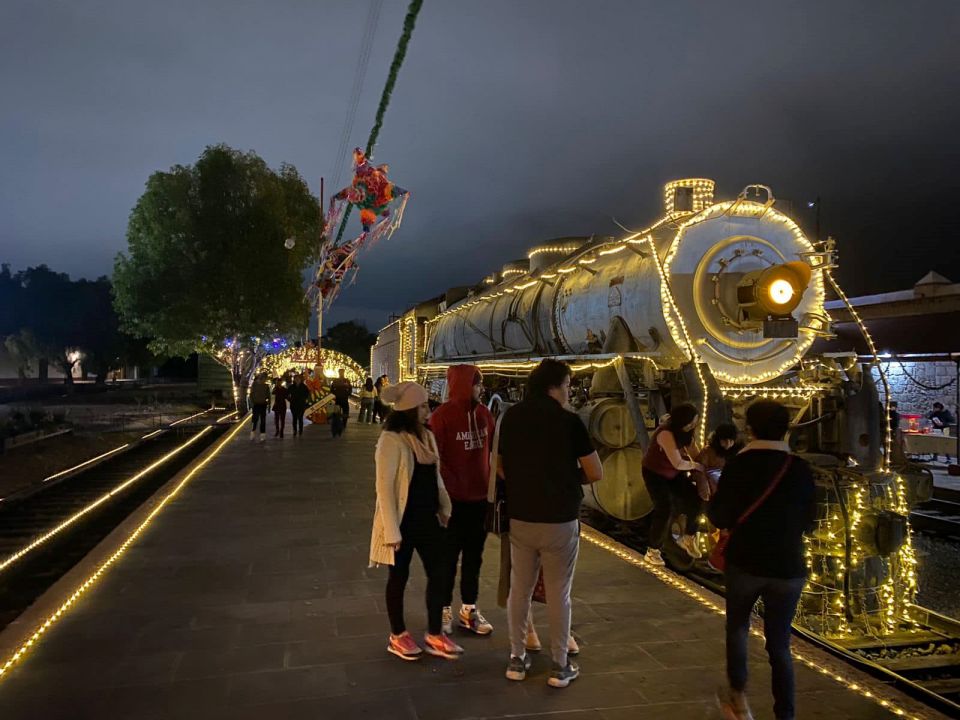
left=507, top=519, right=579, bottom=667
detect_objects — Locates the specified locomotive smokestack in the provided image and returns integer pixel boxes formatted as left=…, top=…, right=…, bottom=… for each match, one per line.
left=664, top=178, right=715, bottom=215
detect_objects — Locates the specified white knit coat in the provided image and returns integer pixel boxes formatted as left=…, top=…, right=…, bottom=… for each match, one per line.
left=369, top=430, right=452, bottom=567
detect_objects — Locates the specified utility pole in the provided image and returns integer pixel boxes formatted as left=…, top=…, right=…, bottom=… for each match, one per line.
left=814, top=195, right=821, bottom=243
left=317, top=177, right=325, bottom=349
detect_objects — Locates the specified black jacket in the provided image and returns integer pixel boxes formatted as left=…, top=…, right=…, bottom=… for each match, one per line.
left=288, top=383, right=310, bottom=410
left=707, top=448, right=816, bottom=579
left=331, top=378, right=352, bottom=403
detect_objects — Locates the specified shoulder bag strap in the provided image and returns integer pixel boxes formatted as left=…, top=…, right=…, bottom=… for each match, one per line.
left=732, top=455, right=794, bottom=529
left=487, top=413, right=505, bottom=503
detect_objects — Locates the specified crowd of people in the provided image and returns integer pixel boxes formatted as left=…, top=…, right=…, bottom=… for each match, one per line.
left=366, top=359, right=813, bottom=719
left=247, top=368, right=396, bottom=442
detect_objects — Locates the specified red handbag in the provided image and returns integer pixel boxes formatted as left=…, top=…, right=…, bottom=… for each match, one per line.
left=532, top=568, right=546, bottom=604
left=709, top=456, right=793, bottom=572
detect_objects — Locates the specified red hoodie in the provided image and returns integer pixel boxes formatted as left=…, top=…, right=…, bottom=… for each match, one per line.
left=430, top=365, right=496, bottom=503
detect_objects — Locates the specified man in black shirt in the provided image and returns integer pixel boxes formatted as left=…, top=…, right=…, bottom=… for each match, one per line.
left=708, top=400, right=815, bottom=720
left=330, top=369, right=353, bottom=427
left=498, top=360, right=602, bottom=688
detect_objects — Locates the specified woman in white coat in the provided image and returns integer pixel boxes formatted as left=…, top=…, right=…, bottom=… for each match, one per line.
left=370, top=381, right=463, bottom=661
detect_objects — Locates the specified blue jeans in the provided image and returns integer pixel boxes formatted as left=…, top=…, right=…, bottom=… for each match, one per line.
left=725, top=565, right=805, bottom=720
left=359, top=398, right=375, bottom=423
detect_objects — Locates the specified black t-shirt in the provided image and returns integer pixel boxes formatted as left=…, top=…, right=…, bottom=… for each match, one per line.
left=499, top=396, right=595, bottom=523
left=403, top=461, right=439, bottom=517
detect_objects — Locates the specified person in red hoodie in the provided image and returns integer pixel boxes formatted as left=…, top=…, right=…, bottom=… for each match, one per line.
left=431, top=364, right=497, bottom=635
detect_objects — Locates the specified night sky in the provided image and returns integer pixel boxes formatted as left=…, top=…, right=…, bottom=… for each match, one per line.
left=2, top=0, right=959, bottom=332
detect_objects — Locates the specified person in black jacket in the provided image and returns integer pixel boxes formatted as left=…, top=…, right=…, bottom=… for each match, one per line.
left=708, top=400, right=816, bottom=720
left=288, top=373, right=310, bottom=437
left=330, top=369, right=353, bottom=428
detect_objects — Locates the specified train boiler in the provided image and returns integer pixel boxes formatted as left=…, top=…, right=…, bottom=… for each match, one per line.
left=375, top=179, right=932, bottom=639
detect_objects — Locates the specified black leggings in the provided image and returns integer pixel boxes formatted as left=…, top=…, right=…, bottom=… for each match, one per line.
left=274, top=406, right=286, bottom=435
left=386, top=510, right=447, bottom=636
left=251, top=404, right=267, bottom=433
left=643, top=468, right=702, bottom=549
left=291, top=407, right=305, bottom=435
left=443, top=500, right=488, bottom=607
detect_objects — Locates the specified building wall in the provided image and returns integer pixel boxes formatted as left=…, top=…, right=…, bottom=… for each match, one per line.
left=371, top=321, right=401, bottom=384
left=198, top=354, right=233, bottom=399
left=872, top=360, right=958, bottom=417
left=0, top=347, right=69, bottom=381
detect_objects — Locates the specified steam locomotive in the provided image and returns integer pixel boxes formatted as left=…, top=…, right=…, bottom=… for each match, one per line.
left=371, top=178, right=932, bottom=638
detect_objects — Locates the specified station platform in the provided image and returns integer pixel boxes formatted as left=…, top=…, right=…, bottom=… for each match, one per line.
left=0, top=417, right=944, bottom=719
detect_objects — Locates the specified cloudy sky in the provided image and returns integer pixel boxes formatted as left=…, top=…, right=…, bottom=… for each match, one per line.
left=2, top=0, right=959, bottom=331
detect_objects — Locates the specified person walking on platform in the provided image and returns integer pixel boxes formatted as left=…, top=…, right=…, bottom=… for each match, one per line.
left=249, top=373, right=270, bottom=443
left=359, top=377, right=377, bottom=423
left=288, top=373, right=309, bottom=437
left=369, top=381, right=463, bottom=662
left=331, top=369, right=353, bottom=429
left=272, top=377, right=288, bottom=438
left=430, top=365, right=496, bottom=636
left=498, top=359, right=602, bottom=688
left=708, top=400, right=815, bottom=720
left=641, top=403, right=705, bottom=565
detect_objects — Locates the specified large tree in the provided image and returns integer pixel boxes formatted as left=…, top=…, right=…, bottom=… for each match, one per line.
left=113, top=144, right=319, bottom=408
left=323, top=320, right=377, bottom=368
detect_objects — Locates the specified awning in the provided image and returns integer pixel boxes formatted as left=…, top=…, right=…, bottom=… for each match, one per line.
left=811, top=311, right=960, bottom=357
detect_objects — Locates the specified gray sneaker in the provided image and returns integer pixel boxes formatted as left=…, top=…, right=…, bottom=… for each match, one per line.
left=547, top=660, right=580, bottom=688
left=505, top=654, right=532, bottom=681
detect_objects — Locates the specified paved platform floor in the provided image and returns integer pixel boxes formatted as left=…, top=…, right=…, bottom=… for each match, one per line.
left=0, top=417, right=941, bottom=719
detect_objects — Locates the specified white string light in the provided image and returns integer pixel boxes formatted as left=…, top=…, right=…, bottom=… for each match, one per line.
left=580, top=526, right=933, bottom=720
left=0, top=427, right=214, bottom=577
left=0, top=419, right=247, bottom=681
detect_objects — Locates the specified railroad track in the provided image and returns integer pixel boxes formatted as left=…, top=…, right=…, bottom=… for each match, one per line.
left=0, top=419, right=232, bottom=632
left=585, top=511, right=960, bottom=718
left=912, top=487, right=960, bottom=538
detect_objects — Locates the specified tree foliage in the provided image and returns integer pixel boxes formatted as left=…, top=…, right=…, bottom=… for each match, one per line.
left=113, top=145, right=320, bottom=406
left=322, top=321, right=377, bottom=368
left=0, top=264, right=148, bottom=384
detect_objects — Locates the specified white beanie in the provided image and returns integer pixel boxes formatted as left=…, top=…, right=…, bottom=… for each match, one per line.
left=380, top=381, right=429, bottom=411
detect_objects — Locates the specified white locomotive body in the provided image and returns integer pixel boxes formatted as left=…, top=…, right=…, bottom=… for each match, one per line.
left=373, top=179, right=931, bottom=638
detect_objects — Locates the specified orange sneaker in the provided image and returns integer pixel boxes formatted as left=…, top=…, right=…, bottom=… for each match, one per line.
left=424, top=633, right=464, bottom=660
left=387, top=632, right=422, bottom=661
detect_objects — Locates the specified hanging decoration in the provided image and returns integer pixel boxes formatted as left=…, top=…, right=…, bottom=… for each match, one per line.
left=310, top=0, right=424, bottom=313
left=313, top=149, right=409, bottom=309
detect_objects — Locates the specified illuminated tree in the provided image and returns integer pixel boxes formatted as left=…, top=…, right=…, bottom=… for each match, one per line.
left=113, top=145, right=319, bottom=409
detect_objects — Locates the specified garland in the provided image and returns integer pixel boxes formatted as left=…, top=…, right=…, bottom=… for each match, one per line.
left=333, top=0, right=424, bottom=247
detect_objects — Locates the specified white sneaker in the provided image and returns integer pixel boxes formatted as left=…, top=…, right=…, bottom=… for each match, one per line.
left=645, top=548, right=665, bottom=566
left=441, top=606, right=453, bottom=635
left=258, top=433, right=266, bottom=443
left=679, top=534, right=702, bottom=559
left=250, top=430, right=256, bottom=441
left=459, top=605, right=493, bottom=635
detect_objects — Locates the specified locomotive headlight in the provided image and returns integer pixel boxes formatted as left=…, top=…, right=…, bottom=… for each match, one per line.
left=736, top=261, right=812, bottom=337
left=768, top=279, right=795, bottom=306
